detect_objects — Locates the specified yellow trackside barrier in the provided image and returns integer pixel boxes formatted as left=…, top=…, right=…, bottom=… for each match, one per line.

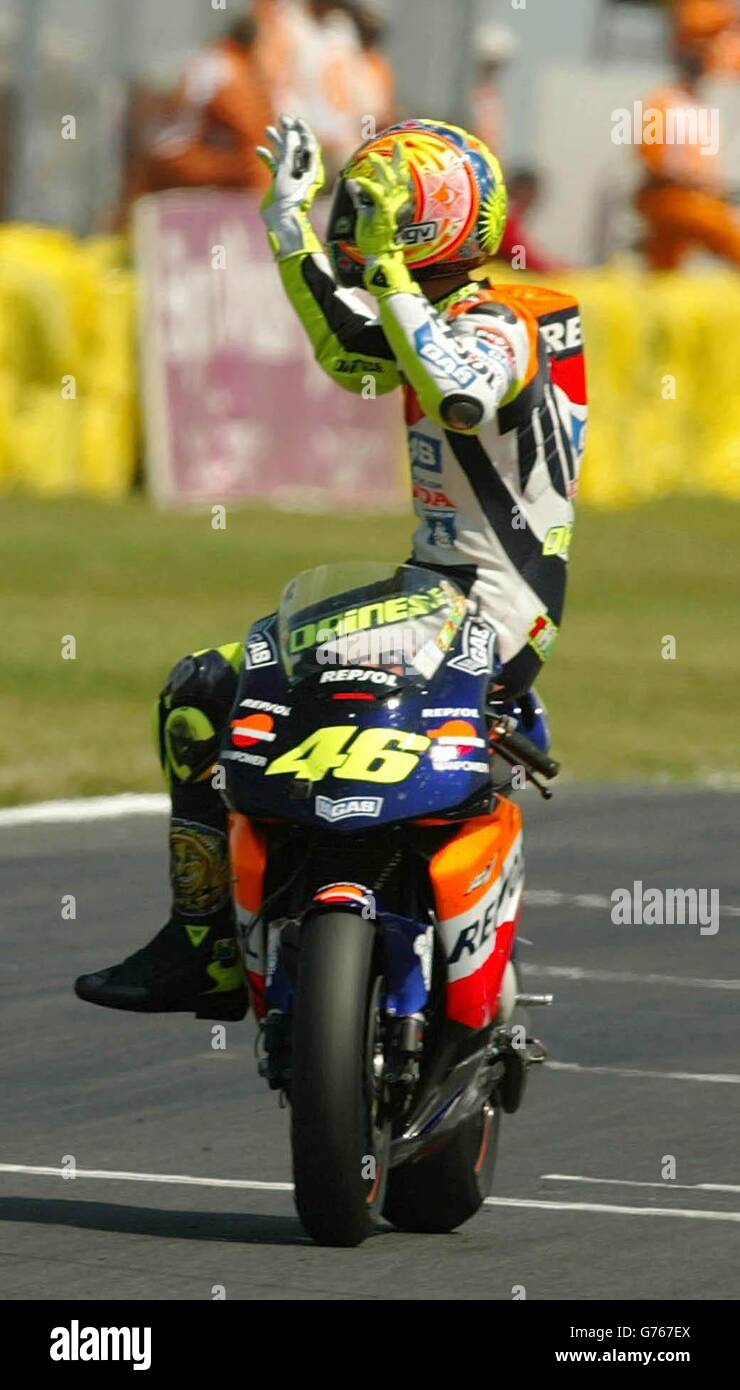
left=561, top=265, right=740, bottom=507
left=0, top=226, right=739, bottom=506
left=0, top=226, right=137, bottom=497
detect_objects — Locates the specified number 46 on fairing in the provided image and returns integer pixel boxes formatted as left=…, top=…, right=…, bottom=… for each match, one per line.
left=266, top=726, right=430, bottom=785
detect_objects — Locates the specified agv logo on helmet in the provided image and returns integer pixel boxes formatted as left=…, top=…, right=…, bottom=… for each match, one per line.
left=399, top=220, right=440, bottom=246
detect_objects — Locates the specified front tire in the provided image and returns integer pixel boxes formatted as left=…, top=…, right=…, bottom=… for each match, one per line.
left=291, top=910, right=390, bottom=1247
left=383, top=1099, right=500, bottom=1234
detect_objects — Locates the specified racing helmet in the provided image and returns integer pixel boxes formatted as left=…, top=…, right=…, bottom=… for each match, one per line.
left=326, top=118, right=508, bottom=287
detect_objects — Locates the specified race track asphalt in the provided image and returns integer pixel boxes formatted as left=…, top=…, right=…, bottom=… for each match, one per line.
left=1, top=785, right=738, bottom=1301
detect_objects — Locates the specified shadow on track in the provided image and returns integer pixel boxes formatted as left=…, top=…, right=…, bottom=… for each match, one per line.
left=0, top=1195, right=316, bottom=1247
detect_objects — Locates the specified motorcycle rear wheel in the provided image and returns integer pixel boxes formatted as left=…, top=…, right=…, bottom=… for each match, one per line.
left=383, top=1099, right=501, bottom=1233
left=291, top=909, right=390, bottom=1247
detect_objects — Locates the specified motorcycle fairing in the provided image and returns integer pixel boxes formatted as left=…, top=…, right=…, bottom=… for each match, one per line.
left=229, top=797, right=523, bottom=1038
left=228, top=811, right=268, bottom=1018
left=428, top=800, right=524, bottom=1030
left=222, top=613, right=497, bottom=830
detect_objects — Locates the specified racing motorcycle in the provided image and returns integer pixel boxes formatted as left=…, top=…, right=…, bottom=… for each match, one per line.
left=221, top=562, right=558, bottom=1247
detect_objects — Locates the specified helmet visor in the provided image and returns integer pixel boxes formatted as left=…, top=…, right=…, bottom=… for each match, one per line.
left=326, top=179, right=365, bottom=286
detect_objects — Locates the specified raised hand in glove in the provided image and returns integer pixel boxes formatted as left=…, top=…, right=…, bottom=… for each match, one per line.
left=347, top=144, right=420, bottom=299
left=256, top=115, right=325, bottom=260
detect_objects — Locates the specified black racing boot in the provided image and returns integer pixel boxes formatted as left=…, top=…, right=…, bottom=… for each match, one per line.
left=74, top=910, right=248, bottom=1021
left=75, top=725, right=249, bottom=1021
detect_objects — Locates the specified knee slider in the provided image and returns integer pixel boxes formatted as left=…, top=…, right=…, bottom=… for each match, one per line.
left=164, top=648, right=239, bottom=723
left=156, top=647, right=240, bottom=782
left=162, top=706, right=219, bottom=784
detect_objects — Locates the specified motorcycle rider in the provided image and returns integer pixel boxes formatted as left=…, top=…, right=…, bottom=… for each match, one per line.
left=75, top=115, right=586, bottom=1022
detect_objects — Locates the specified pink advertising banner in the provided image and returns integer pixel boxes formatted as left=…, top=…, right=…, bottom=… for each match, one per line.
left=134, top=190, right=405, bottom=508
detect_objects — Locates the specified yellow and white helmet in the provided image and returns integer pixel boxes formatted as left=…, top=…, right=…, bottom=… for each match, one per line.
left=326, top=118, right=508, bottom=285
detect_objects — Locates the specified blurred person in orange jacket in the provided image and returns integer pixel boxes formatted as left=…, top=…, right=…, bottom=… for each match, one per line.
left=304, top=1, right=368, bottom=173
left=635, top=50, right=740, bottom=269
left=674, top=0, right=740, bottom=77
left=133, top=15, right=273, bottom=198
left=257, top=1, right=365, bottom=176
left=253, top=0, right=297, bottom=108
left=257, top=2, right=394, bottom=172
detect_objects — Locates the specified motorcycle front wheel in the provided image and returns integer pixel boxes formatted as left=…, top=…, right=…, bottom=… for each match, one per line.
left=290, top=909, right=390, bottom=1247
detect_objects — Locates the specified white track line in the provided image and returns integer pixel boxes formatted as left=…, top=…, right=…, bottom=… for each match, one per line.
left=483, top=1197, right=740, bottom=1223
left=546, top=1061, right=740, bottom=1084
left=0, top=1164, right=291, bottom=1191
left=542, top=1174, right=740, bottom=1194
left=2, top=1164, right=738, bottom=1224
left=0, top=794, right=168, bottom=826
left=525, top=889, right=740, bottom=919
left=521, top=963, right=740, bottom=991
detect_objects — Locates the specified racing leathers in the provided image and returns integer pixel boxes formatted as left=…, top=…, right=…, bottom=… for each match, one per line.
left=277, top=253, right=585, bottom=695
left=262, top=135, right=587, bottom=697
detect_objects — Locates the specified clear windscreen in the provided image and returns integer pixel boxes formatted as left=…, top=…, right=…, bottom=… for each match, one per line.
left=277, top=562, right=468, bottom=687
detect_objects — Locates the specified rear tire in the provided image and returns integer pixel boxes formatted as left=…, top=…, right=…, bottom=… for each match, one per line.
left=291, top=910, right=390, bottom=1247
left=383, top=1100, right=500, bottom=1234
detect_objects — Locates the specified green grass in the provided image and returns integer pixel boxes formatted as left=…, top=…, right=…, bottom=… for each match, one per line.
left=1, top=495, right=737, bottom=803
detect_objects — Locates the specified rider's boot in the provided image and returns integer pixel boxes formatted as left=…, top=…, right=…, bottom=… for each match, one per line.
left=74, top=646, right=249, bottom=1022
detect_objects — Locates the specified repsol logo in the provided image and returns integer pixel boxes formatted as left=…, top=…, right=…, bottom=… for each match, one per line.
left=445, top=843, right=524, bottom=970
left=448, top=900, right=497, bottom=964
left=540, top=314, right=583, bottom=356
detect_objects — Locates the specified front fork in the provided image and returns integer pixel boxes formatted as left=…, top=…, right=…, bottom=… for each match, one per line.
left=256, top=892, right=431, bottom=1101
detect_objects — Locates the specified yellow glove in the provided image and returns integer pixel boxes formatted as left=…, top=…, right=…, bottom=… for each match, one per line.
left=347, top=145, right=420, bottom=299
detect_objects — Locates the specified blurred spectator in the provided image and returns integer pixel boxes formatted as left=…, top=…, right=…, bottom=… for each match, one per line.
left=471, top=24, right=518, bottom=160
left=120, top=0, right=399, bottom=217
left=312, top=2, right=367, bottom=169
left=253, top=0, right=298, bottom=109
left=352, top=3, right=397, bottom=134
left=128, top=15, right=273, bottom=203
left=673, top=0, right=740, bottom=77
left=496, top=168, right=572, bottom=275
left=635, top=51, right=740, bottom=269
left=257, top=1, right=364, bottom=177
